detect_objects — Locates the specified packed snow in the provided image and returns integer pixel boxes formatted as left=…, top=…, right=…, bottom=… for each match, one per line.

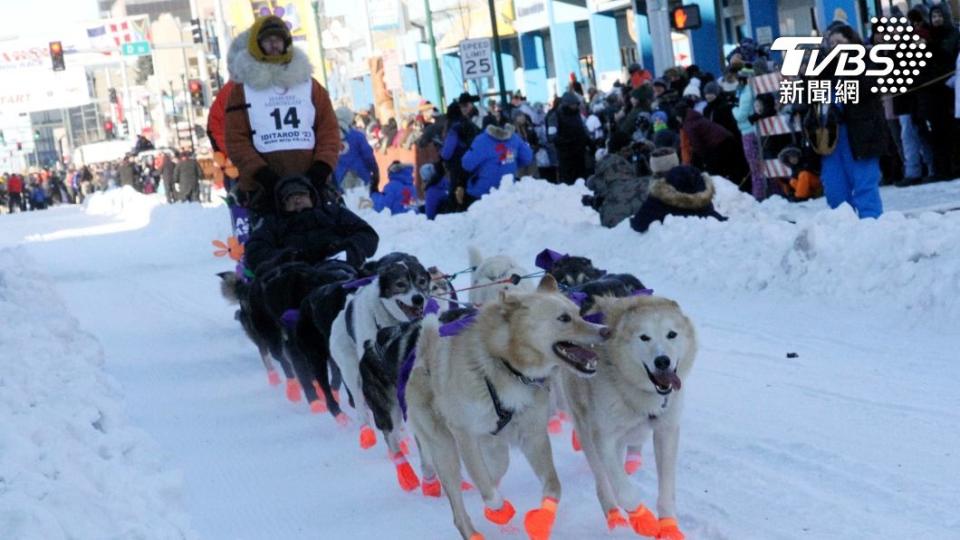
left=1, top=179, right=958, bottom=539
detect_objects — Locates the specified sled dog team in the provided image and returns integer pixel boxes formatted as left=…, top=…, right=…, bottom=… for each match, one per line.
left=220, top=247, right=698, bottom=540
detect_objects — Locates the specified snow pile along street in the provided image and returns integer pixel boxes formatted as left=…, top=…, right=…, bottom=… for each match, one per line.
left=0, top=248, right=196, bottom=540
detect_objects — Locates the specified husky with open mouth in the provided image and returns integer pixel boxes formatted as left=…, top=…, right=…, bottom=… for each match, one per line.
left=328, top=252, right=432, bottom=450
left=560, top=295, right=697, bottom=540
left=405, top=275, right=610, bottom=540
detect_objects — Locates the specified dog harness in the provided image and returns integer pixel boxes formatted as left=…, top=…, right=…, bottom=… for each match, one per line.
left=483, top=358, right=548, bottom=435
left=484, top=378, right=514, bottom=435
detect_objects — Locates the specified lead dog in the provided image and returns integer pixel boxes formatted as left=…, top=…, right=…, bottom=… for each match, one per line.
left=406, top=275, right=609, bottom=540
left=559, top=295, right=696, bottom=539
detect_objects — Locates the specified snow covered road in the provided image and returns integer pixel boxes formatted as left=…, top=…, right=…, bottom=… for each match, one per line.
left=3, top=180, right=959, bottom=539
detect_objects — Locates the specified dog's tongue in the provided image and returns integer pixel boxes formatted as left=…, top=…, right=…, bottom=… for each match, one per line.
left=653, top=371, right=682, bottom=391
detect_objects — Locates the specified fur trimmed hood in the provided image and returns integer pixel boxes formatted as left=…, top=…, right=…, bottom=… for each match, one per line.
left=649, top=172, right=715, bottom=209
left=229, top=29, right=313, bottom=90
left=484, top=123, right=516, bottom=141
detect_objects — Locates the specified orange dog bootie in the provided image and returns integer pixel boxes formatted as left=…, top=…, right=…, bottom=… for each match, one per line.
left=625, top=451, right=643, bottom=474
left=571, top=430, right=582, bottom=452
left=484, top=499, right=516, bottom=525
left=468, top=534, right=485, bottom=540
left=359, top=425, right=377, bottom=449
left=285, top=379, right=302, bottom=402
left=606, top=508, right=628, bottom=530
left=656, top=517, right=684, bottom=540
left=524, top=497, right=558, bottom=540
left=266, top=370, right=281, bottom=386
left=421, top=477, right=441, bottom=497
left=547, top=415, right=562, bottom=434
left=309, top=399, right=326, bottom=414
left=390, top=451, right=420, bottom=492
left=628, top=504, right=660, bottom=537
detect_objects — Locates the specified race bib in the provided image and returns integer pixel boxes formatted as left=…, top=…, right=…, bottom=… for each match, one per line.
left=245, top=81, right=316, bottom=153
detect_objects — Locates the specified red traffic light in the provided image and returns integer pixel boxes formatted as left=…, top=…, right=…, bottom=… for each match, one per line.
left=50, top=42, right=62, bottom=53
left=188, top=79, right=202, bottom=94
left=104, top=120, right=114, bottom=131
left=49, top=40, right=65, bottom=72
left=671, top=5, right=702, bottom=31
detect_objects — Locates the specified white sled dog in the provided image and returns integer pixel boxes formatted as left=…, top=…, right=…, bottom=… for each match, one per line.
left=560, top=295, right=696, bottom=540
left=467, top=246, right=533, bottom=307
left=406, top=275, right=609, bottom=540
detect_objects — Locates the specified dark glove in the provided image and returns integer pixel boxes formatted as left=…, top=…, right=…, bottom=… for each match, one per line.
left=306, top=161, right=332, bottom=187
left=747, top=113, right=762, bottom=124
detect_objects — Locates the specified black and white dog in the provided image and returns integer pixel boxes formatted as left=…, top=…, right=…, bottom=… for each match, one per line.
left=219, top=260, right=356, bottom=402
left=328, top=253, right=432, bottom=452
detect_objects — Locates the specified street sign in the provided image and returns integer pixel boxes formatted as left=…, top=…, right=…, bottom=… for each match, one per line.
left=459, top=38, right=493, bottom=80
left=121, top=41, right=151, bottom=57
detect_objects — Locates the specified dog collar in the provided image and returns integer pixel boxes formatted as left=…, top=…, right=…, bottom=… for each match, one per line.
left=498, top=358, right=548, bottom=387
left=484, top=377, right=514, bottom=435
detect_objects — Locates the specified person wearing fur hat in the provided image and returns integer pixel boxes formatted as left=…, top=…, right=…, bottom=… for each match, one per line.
left=244, top=175, right=379, bottom=274
left=460, top=123, right=533, bottom=206
left=225, top=16, right=342, bottom=213
left=629, top=161, right=726, bottom=233
left=372, top=161, right=417, bottom=214
left=332, top=106, right=379, bottom=192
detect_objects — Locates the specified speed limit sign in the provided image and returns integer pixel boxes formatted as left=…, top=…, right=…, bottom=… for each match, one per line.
left=459, top=38, right=493, bottom=80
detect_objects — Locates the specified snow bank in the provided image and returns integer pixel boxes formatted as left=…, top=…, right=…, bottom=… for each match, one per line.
left=350, top=177, right=960, bottom=325
left=0, top=248, right=195, bottom=540
left=83, top=186, right=164, bottom=219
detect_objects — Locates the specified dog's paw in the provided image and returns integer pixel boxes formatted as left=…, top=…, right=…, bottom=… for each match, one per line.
left=556, top=410, right=570, bottom=422
left=606, top=508, right=629, bottom=530
left=625, top=451, right=643, bottom=474
left=421, top=478, right=441, bottom=497
left=468, top=533, right=485, bottom=540
left=571, top=430, right=582, bottom=452
left=335, top=412, right=351, bottom=427
left=266, top=370, right=281, bottom=386
left=399, top=438, right=411, bottom=456
left=309, top=399, right=326, bottom=414
left=484, top=499, right=516, bottom=525
left=547, top=415, right=562, bottom=435
left=359, top=425, right=377, bottom=449
left=656, top=518, right=683, bottom=540
left=284, top=379, right=302, bottom=403
left=627, top=504, right=659, bottom=537
left=461, top=480, right=474, bottom=491
left=524, top=497, right=558, bottom=540
left=394, top=461, right=420, bottom=492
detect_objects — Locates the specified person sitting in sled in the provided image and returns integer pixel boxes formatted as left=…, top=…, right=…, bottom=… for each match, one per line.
left=244, top=175, right=379, bottom=274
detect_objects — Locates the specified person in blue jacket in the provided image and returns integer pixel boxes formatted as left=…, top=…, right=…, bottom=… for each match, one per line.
left=420, top=162, right=449, bottom=220
left=460, top=123, right=533, bottom=208
left=333, top=107, right=380, bottom=192
left=372, top=161, right=416, bottom=214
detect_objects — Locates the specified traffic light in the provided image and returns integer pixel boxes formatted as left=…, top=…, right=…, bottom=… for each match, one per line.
left=104, top=120, right=115, bottom=139
left=188, top=79, right=204, bottom=107
left=109, top=88, right=118, bottom=103
left=120, top=119, right=129, bottom=137
left=191, top=18, right=203, bottom=44
left=33, top=130, right=41, bottom=141
left=671, top=5, right=702, bottom=31
left=49, top=41, right=65, bottom=71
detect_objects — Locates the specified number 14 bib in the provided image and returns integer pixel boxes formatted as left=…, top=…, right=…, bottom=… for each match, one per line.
left=245, top=81, right=316, bottom=153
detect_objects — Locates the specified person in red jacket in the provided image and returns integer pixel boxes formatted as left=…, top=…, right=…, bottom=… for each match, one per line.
left=7, top=173, right=24, bottom=213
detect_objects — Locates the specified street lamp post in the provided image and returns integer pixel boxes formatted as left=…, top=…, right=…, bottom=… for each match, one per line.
left=486, top=0, right=509, bottom=106
left=312, top=0, right=329, bottom=86
left=424, top=0, right=445, bottom=106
